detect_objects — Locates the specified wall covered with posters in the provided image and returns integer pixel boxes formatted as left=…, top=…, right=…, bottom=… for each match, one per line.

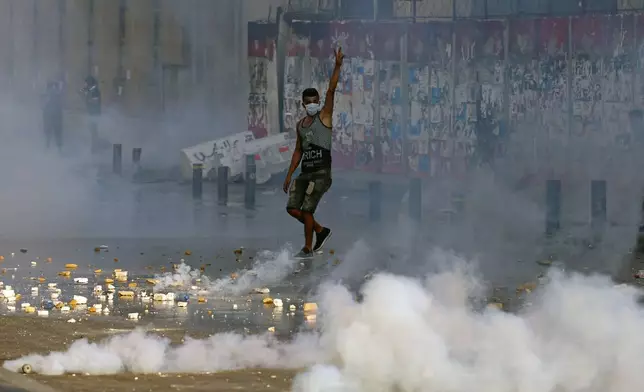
left=251, top=14, right=644, bottom=178
left=247, top=22, right=278, bottom=139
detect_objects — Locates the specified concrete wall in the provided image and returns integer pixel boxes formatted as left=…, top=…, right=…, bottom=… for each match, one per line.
left=249, top=13, right=644, bottom=229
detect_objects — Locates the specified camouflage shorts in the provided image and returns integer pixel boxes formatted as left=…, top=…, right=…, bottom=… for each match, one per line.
left=286, top=170, right=332, bottom=214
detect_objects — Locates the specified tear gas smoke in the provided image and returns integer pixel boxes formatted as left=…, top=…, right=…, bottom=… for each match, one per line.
left=6, top=247, right=644, bottom=392
left=153, top=247, right=299, bottom=295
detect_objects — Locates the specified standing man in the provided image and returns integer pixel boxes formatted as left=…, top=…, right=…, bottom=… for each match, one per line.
left=283, top=47, right=344, bottom=259
left=80, top=76, right=101, bottom=153
left=42, top=81, right=63, bottom=153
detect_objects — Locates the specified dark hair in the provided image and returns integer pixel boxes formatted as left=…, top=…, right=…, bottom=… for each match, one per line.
left=302, top=88, right=319, bottom=101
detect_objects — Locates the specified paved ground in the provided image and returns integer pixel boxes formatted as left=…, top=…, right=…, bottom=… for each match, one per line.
left=0, top=385, right=27, bottom=392
left=1, top=150, right=643, bottom=391
left=0, top=317, right=298, bottom=392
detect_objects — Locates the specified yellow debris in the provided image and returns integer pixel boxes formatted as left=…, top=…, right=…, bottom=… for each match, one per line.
left=146, top=279, right=158, bottom=285
left=55, top=302, right=63, bottom=309
left=38, top=277, right=46, bottom=283
left=118, top=291, right=135, bottom=297
left=128, top=283, right=137, bottom=288
left=262, top=297, right=274, bottom=305
left=198, top=297, right=207, bottom=303
left=25, top=306, right=36, bottom=314
left=267, top=326, right=275, bottom=333
left=65, top=264, right=78, bottom=270
left=184, top=250, right=192, bottom=256
left=69, top=299, right=77, bottom=307
left=89, top=307, right=97, bottom=313
left=303, top=303, right=318, bottom=313
left=94, top=269, right=102, bottom=274
left=488, top=302, right=504, bottom=310
left=104, top=278, right=114, bottom=284
left=517, top=282, right=537, bottom=293
left=15, top=294, right=21, bottom=301
left=58, top=271, right=71, bottom=277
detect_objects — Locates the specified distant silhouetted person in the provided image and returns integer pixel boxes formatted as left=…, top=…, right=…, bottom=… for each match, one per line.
left=42, top=81, right=63, bottom=153
left=80, top=76, right=101, bottom=153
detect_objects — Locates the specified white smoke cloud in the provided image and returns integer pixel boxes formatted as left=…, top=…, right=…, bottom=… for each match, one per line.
left=3, top=329, right=322, bottom=376
left=152, top=247, right=300, bottom=295
left=5, top=247, right=644, bottom=392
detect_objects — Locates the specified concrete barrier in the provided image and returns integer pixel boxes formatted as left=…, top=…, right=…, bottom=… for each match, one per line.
left=180, top=131, right=295, bottom=185
left=180, top=131, right=255, bottom=181
left=242, top=133, right=294, bottom=184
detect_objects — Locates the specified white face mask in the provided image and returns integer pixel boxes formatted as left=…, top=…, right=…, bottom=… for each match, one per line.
left=305, top=103, right=321, bottom=116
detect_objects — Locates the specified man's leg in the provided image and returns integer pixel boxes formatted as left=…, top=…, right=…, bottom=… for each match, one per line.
left=287, top=208, right=323, bottom=233
left=89, top=119, right=98, bottom=153
left=301, top=177, right=332, bottom=252
left=286, top=176, right=323, bottom=233
left=301, top=211, right=315, bottom=251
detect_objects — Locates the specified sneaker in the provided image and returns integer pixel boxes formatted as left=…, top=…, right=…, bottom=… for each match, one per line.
left=294, top=247, right=314, bottom=259
left=313, top=227, right=332, bottom=252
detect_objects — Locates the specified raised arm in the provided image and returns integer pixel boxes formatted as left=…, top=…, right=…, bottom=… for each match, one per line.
left=320, top=47, right=344, bottom=128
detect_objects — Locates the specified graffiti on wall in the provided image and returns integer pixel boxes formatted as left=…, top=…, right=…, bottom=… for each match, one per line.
left=571, top=15, right=603, bottom=141
left=508, top=18, right=539, bottom=167
left=248, top=22, right=277, bottom=138
left=603, top=15, right=633, bottom=149
left=407, top=23, right=453, bottom=176
left=259, top=14, right=644, bottom=176
left=537, top=18, right=569, bottom=149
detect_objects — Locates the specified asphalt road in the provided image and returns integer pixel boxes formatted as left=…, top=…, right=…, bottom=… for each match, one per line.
left=0, top=386, right=26, bottom=392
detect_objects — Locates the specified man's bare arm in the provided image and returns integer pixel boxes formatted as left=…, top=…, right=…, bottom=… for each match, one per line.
left=286, top=131, right=302, bottom=178
left=321, top=47, right=344, bottom=127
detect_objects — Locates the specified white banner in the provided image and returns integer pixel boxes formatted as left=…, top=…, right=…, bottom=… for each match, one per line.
left=180, top=132, right=296, bottom=184
left=180, top=131, right=255, bottom=181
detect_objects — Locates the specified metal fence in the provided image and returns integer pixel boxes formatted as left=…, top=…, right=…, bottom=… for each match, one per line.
left=287, top=0, right=644, bottom=20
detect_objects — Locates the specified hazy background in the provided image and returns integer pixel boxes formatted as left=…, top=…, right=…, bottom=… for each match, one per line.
left=0, top=0, right=640, bottom=289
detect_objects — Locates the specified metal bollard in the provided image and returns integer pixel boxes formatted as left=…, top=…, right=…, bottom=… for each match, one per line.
left=217, top=166, right=229, bottom=206
left=368, top=180, right=381, bottom=222
left=132, top=148, right=142, bottom=177
left=545, top=179, right=561, bottom=236
left=451, top=191, right=465, bottom=215
left=132, top=148, right=142, bottom=165
left=112, top=144, right=122, bottom=175
left=590, top=180, right=607, bottom=231
left=192, top=163, right=203, bottom=200
left=244, top=154, right=256, bottom=209
left=409, top=177, right=422, bottom=221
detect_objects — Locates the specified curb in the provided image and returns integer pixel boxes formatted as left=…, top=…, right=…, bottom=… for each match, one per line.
left=0, top=368, right=58, bottom=392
